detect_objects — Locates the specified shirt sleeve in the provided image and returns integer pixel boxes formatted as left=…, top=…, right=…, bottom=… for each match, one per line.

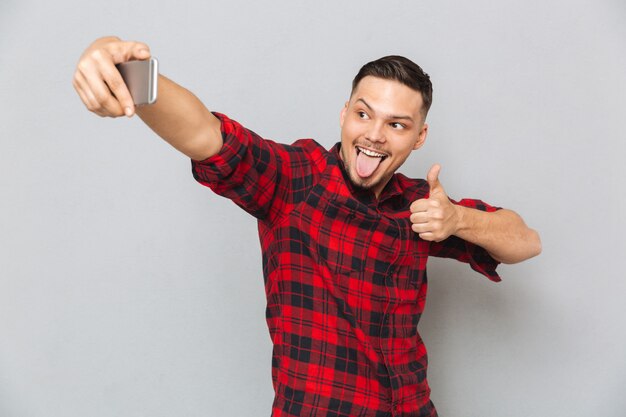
left=428, top=198, right=502, bottom=282
left=190, top=112, right=316, bottom=223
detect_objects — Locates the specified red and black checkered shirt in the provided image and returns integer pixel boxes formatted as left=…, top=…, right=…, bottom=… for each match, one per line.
left=192, top=113, right=501, bottom=417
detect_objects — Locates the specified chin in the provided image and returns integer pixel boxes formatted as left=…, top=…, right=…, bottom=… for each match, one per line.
left=348, top=168, right=389, bottom=194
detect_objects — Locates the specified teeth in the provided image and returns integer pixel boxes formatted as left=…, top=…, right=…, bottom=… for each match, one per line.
left=357, top=146, right=386, bottom=158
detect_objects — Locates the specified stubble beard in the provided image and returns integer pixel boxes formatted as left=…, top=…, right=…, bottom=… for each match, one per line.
left=339, top=144, right=392, bottom=193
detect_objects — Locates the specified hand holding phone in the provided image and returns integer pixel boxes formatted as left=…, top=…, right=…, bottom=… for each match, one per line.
left=73, top=37, right=155, bottom=117
left=116, top=57, right=158, bottom=106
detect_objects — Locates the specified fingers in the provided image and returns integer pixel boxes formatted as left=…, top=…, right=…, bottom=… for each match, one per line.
left=411, top=223, right=432, bottom=235
left=409, top=165, right=455, bottom=242
left=410, top=211, right=429, bottom=224
left=410, top=197, right=446, bottom=241
left=411, top=224, right=439, bottom=242
left=106, top=41, right=151, bottom=64
left=73, top=38, right=150, bottom=117
left=411, top=223, right=443, bottom=242
left=74, top=50, right=122, bottom=117
left=410, top=198, right=440, bottom=213
left=98, top=60, right=134, bottom=116
left=74, top=71, right=116, bottom=117
left=410, top=207, right=444, bottom=224
left=73, top=71, right=101, bottom=115
left=417, top=231, right=437, bottom=242
left=83, top=64, right=126, bottom=116
left=103, top=41, right=151, bottom=115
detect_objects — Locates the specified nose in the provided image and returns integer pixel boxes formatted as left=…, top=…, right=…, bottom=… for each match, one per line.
left=365, top=121, right=386, bottom=143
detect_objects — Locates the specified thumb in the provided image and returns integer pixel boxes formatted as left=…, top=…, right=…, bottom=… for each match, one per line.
left=108, top=41, right=151, bottom=64
left=427, top=164, right=441, bottom=191
left=130, top=42, right=151, bottom=60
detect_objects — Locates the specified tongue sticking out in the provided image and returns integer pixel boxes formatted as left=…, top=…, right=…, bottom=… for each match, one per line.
left=356, top=151, right=383, bottom=178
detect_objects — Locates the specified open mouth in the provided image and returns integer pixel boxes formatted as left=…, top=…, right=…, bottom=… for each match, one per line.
left=356, top=146, right=388, bottom=159
left=355, top=146, right=388, bottom=178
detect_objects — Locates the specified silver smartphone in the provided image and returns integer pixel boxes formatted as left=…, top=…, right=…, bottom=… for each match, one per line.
left=115, top=57, right=158, bottom=105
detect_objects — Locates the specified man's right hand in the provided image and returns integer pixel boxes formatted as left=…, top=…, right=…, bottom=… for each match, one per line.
left=74, top=36, right=223, bottom=160
left=73, top=36, right=151, bottom=118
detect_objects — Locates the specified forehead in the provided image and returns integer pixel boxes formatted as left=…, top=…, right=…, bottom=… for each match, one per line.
left=350, top=76, right=424, bottom=118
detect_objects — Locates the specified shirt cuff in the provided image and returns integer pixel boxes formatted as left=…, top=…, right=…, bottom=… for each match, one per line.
left=456, top=198, right=502, bottom=282
left=191, top=112, right=246, bottom=185
left=466, top=243, right=501, bottom=282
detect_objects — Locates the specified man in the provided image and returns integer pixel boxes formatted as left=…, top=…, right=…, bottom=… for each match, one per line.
left=73, top=36, right=541, bottom=417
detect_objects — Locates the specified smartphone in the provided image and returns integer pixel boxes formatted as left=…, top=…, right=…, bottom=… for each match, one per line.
left=115, top=57, right=158, bottom=105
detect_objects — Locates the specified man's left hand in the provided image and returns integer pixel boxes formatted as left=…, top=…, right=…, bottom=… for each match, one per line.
left=409, top=164, right=461, bottom=242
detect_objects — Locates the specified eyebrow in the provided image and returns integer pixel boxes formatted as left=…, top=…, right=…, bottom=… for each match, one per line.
left=356, top=98, right=414, bottom=122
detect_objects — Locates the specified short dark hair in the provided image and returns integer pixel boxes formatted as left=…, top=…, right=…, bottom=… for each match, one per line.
left=351, top=55, right=433, bottom=118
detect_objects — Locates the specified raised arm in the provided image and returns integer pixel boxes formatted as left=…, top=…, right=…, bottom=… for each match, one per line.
left=73, top=36, right=221, bottom=161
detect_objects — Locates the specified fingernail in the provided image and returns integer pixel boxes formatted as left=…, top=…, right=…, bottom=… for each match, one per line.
left=139, top=49, right=149, bottom=57
left=125, top=107, right=133, bottom=117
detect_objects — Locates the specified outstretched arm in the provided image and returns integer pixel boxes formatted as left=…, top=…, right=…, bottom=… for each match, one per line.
left=410, top=164, right=541, bottom=264
left=73, top=36, right=221, bottom=161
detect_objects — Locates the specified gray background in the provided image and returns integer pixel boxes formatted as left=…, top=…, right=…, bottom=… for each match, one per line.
left=1, top=0, right=624, bottom=416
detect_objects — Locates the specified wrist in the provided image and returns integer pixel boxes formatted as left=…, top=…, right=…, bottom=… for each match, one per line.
left=453, top=204, right=466, bottom=236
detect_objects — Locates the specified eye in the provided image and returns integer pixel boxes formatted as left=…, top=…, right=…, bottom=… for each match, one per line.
left=390, top=122, right=406, bottom=129
left=357, top=111, right=369, bottom=120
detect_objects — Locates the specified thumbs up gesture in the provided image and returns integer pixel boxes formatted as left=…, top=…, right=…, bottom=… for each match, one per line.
left=410, top=164, right=461, bottom=242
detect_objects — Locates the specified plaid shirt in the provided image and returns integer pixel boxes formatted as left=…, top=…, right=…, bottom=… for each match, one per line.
left=192, top=113, right=501, bottom=417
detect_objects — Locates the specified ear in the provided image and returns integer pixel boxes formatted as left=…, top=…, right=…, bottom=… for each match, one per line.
left=412, top=123, right=428, bottom=150
left=339, top=101, right=349, bottom=128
